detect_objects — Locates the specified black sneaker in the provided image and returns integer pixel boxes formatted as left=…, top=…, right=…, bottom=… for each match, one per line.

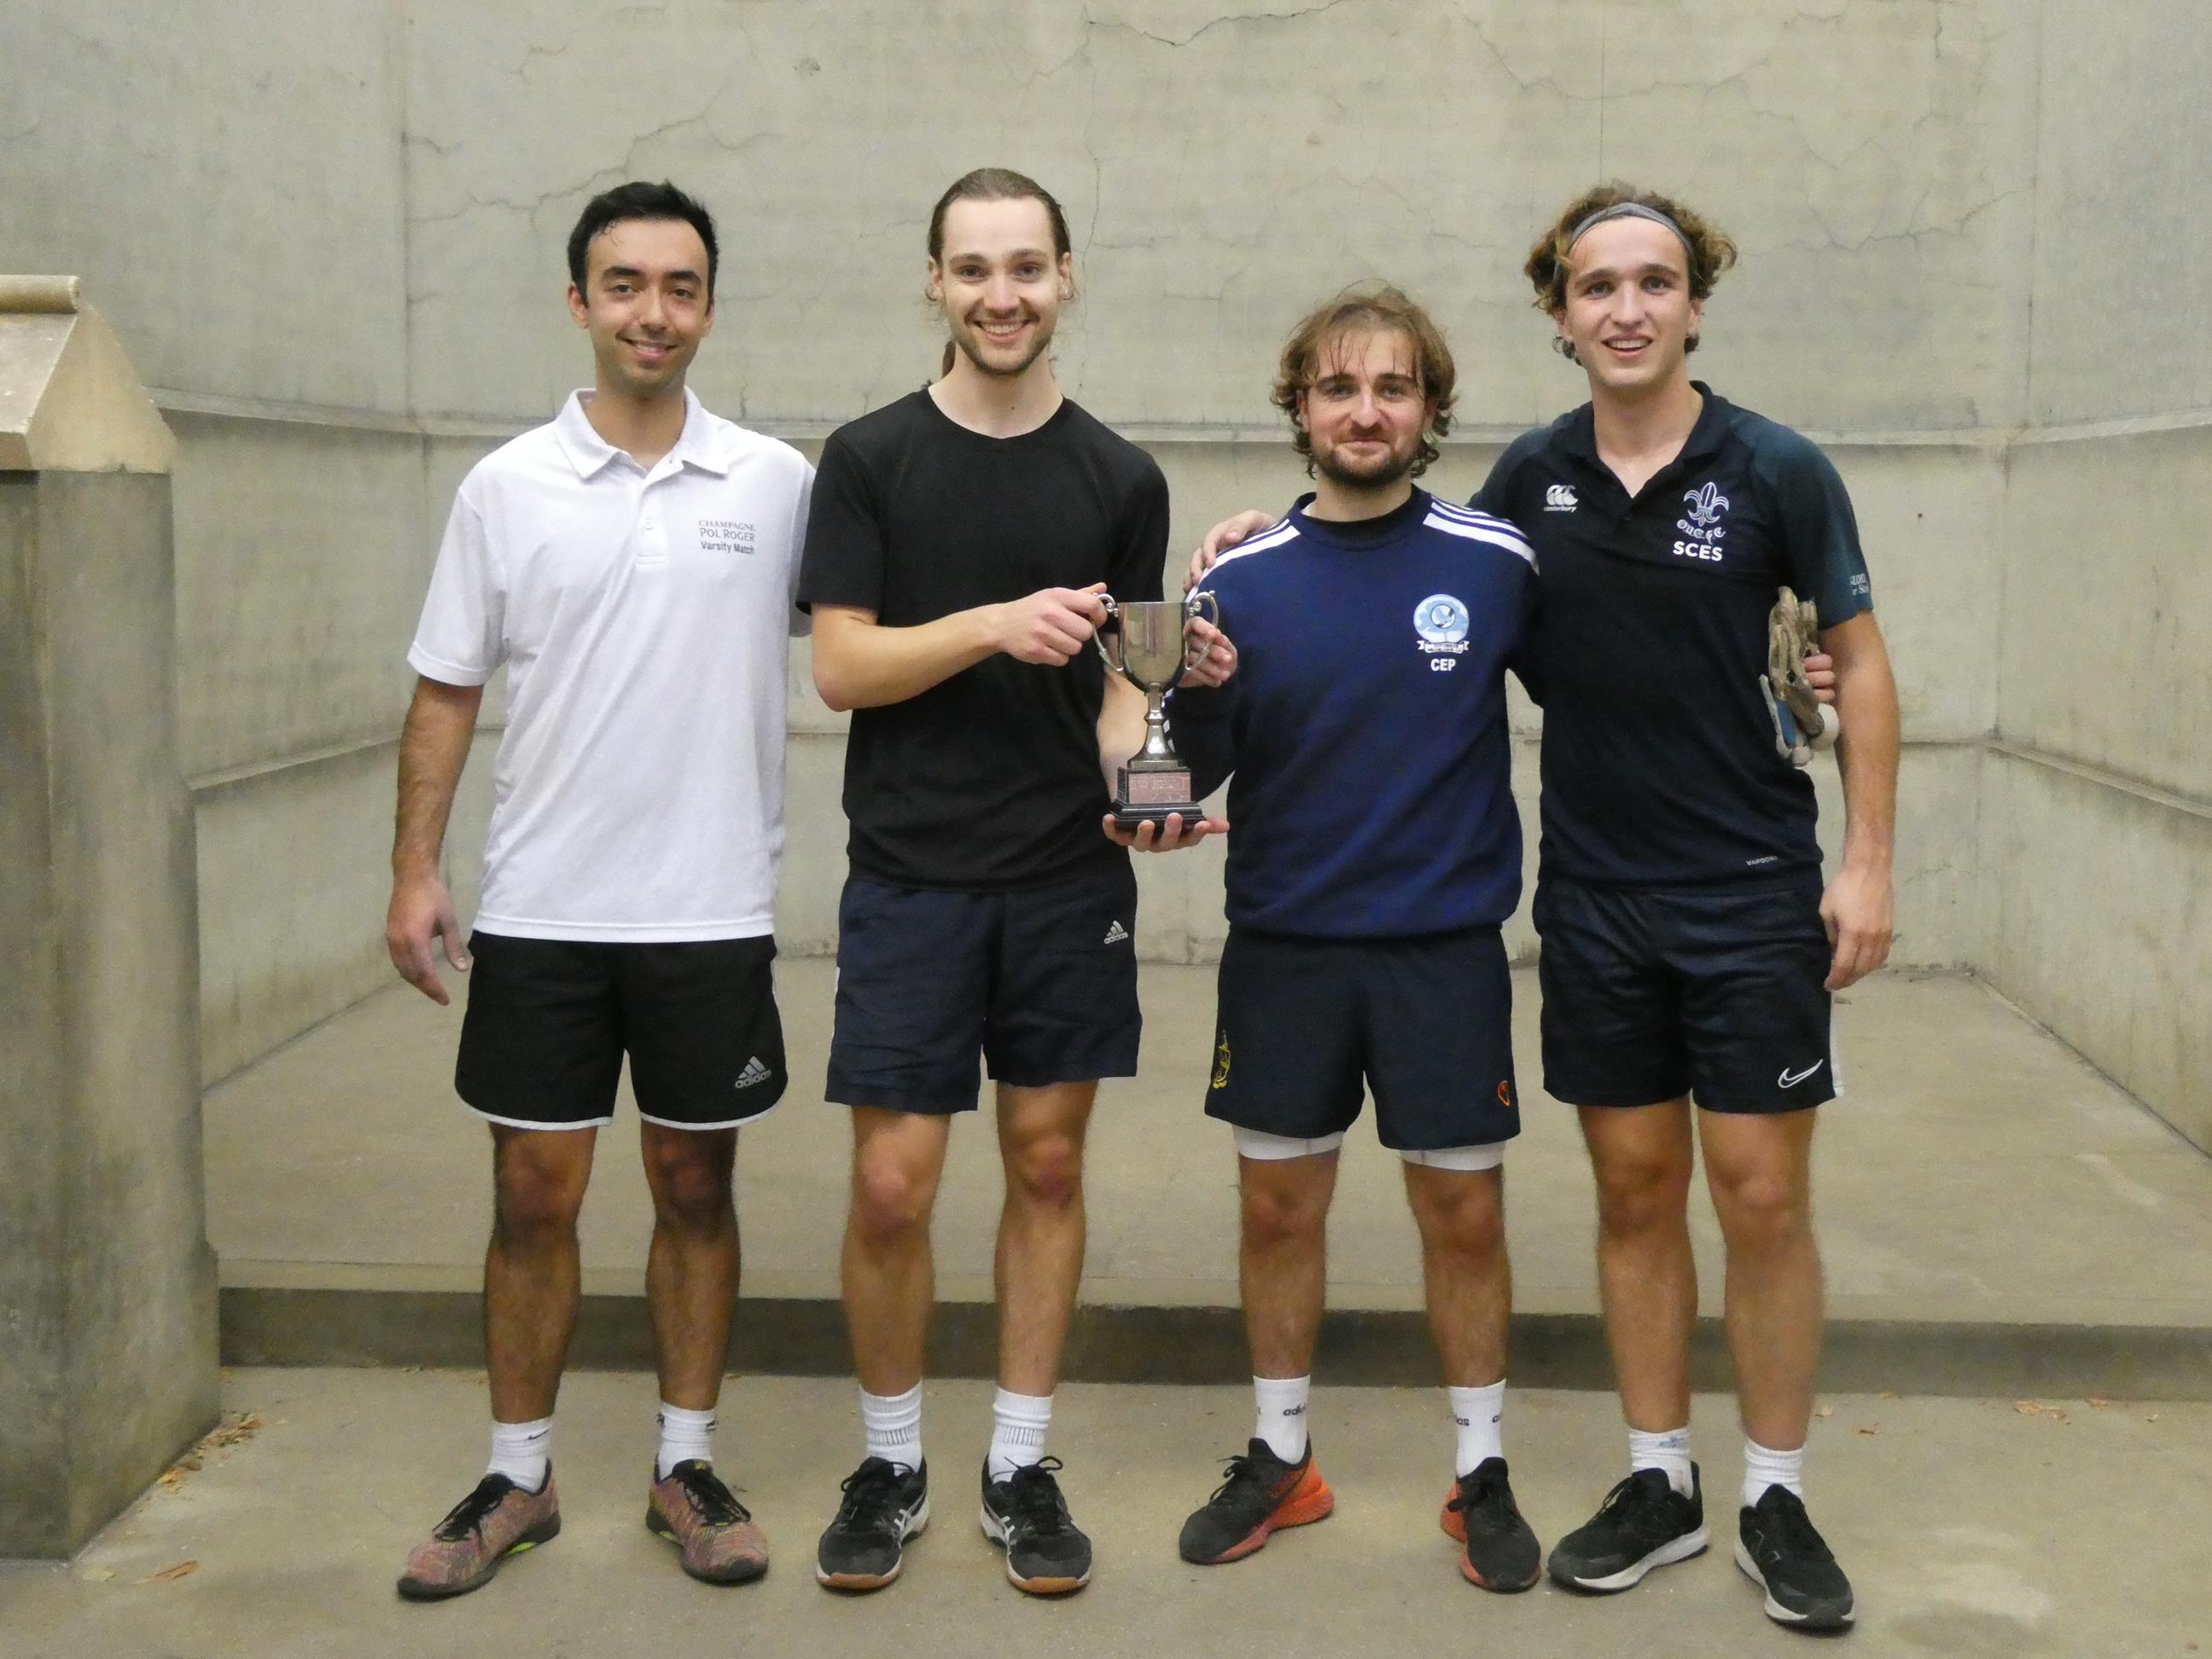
left=814, top=1457, right=928, bottom=1592
left=1441, top=1457, right=1541, bottom=1592
left=980, top=1456, right=1092, bottom=1595
left=1177, top=1438, right=1334, bottom=1565
left=1737, top=1486, right=1854, bottom=1630
left=1547, top=1464, right=1709, bottom=1592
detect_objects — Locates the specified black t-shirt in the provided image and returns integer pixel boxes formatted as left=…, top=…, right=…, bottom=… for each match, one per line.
left=1474, top=384, right=1873, bottom=888
left=799, top=389, right=1169, bottom=889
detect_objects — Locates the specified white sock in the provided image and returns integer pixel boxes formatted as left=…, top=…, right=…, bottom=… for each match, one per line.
left=1253, top=1375, right=1311, bottom=1464
left=655, top=1402, right=715, bottom=1480
left=487, top=1417, right=551, bottom=1491
left=1627, top=1424, right=1694, bottom=1499
left=986, top=1388, right=1053, bottom=1481
left=1447, top=1381, right=1506, bottom=1476
left=1742, top=1436, right=1805, bottom=1508
left=861, top=1382, right=923, bottom=1472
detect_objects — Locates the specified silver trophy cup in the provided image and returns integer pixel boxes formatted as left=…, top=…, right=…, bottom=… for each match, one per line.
left=1096, top=590, right=1220, bottom=830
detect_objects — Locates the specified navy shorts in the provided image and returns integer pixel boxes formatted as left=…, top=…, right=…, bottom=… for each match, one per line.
left=1534, top=874, right=1837, bottom=1115
left=455, top=932, right=787, bottom=1130
left=824, top=861, right=1142, bottom=1114
left=1204, top=926, right=1521, bottom=1153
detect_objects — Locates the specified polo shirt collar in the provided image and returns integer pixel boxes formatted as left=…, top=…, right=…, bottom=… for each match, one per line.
left=1558, top=381, right=1732, bottom=469
left=553, top=387, right=733, bottom=479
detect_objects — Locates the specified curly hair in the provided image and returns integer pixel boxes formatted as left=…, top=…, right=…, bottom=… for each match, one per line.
left=1525, top=184, right=1738, bottom=362
left=1271, top=283, right=1457, bottom=477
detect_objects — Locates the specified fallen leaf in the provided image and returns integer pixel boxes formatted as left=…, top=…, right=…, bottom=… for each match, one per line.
left=1814, top=1405, right=1836, bottom=1420
left=1856, top=1424, right=1883, bottom=1436
left=82, top=1568, right=114, bottom=1583
left=2013, top=1400, right=2045, bottom=1416
left=2146, top=1412, right=2162, bottom=1423
left=2086, top=1397, right=2110, bottom=1409
left=137, top=1560, right=198, bottom=1584
left=1877, top=1390, right=1897, bottom=1400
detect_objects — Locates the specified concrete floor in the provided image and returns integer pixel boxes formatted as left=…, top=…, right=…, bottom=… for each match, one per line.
left=2, top=1368, right=2205, bottom=1657
left=207, top=963, right=2212, bottom=1330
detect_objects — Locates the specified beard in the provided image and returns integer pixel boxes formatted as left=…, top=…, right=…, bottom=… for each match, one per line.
left=1313, top=434, right=1418, bottom=490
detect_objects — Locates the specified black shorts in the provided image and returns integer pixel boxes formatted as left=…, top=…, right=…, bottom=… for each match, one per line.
left=455, top=932, right=788, bottom=1130
left=824, top=862, right=1142, bottom=1114
left=1204, top=926, right=1520, bottom=1154
left=1534, top=873, right=1837, bottom=1115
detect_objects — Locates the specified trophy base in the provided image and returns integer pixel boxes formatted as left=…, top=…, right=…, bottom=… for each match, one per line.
left=1110, top=802, right=1208, bottom=834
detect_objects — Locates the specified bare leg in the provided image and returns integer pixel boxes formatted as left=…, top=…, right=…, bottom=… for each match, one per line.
left=1699, top=1108, right=1823, bottom=1452
left=993, top=1081, right=1096, bottom=1394
left=1238, top=1151, right=1339, bottom=1378
left=639, top=1121, right=739, bottom=1412
left=1401, top=1162, right=1510, bottom=1387
left=841, top=1108, right=952, bottom=1396
left=1580, top=1101, right=1698, bottom=1432
left=485, top=1124, right=597, bottom=1423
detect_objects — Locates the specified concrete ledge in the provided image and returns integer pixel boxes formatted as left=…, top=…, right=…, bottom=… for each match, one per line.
left=218, top=1287, right=2212, bottom=1401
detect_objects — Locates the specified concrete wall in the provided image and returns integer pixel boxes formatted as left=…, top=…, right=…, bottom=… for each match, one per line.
left=2, top=2, right=2199, bottom=1129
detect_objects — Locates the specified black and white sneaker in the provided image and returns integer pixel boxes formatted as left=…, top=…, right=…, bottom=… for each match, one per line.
left=980, top=1457, right=1092, bottom=1595
left=1546, top=1465, right=1709, bottom=1592
left=814, top=1457, right=928, bottom=1592
left=1737, top=1486, right=1854, bottom=1630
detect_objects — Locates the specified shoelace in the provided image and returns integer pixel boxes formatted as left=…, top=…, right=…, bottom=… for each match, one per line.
left=1447, top=1467, right=1518, bottom=1529
left=1003, top=1456, right=1071, bottom=1534
left=432, top=1476, right=517, bottom=1542
left=1205, top=1452, right=1280, bottom=1511
left=1596, top=1470, right=1678, bottom=1538
left=673, top=1463, right=749, bottom=1527
left=1755, top=1493, right=1834, bottom=1564
left=833, top=1458, right=909, bottom=1532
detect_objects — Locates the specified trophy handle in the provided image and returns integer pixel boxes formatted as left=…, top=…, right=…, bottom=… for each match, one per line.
left=1093, top=592, right=1127, bottom=673
left=1183, top=589, right=1220, bottom=668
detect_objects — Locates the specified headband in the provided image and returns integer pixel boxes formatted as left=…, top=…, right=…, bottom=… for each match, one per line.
left=1565, top=201, right=1695, bottom=260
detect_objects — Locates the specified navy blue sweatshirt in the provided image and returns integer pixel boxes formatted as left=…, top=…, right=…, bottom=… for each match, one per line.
left=1168, top=488, right=1538, bottom=939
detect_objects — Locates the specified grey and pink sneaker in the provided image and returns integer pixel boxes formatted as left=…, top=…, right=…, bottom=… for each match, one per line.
left=648, top=1460, right=770, bottom=1584
left=396, top=1470, right=561, bottom=1600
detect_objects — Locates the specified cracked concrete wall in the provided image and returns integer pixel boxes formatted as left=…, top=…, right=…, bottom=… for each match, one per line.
left=1976, top=1, right=2212, bottom=1150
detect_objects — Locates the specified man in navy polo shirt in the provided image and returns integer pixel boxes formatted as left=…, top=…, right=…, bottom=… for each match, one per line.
left=1138, top=286, right=1545, bottom=1593
left=1193, top=189, right=1893, bottom=1633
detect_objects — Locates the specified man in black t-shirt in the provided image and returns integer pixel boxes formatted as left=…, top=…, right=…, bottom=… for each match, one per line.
left=798, top=168, right=1227, bottom=1599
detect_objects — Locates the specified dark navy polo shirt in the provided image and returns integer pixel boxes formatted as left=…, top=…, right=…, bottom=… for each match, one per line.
left=1474, top=384, right=1872, bottom=888
left=1167, top=487, right=1538, bottom=939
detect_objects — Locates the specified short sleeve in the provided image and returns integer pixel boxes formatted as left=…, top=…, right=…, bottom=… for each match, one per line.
left=1109, top=456, right=1170, bottom=604
left=795, top=432, right=886, bottom=614
left=407, top=488, right=505, bottom=686
left=785, top=457, right=816, bottom=638
left=1759, top=432, right=1874, bottom=624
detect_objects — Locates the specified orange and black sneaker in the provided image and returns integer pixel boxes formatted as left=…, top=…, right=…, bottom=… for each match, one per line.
left=1177, top=1438, right=1334, bottom=1565
left=1440, top=1457, right=1542, bottom=1591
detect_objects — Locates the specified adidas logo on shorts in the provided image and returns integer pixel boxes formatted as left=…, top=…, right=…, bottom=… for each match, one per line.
left=734, top=1057, right=773, bottom=1089
left=1103, top=919, right=1130, bottom=945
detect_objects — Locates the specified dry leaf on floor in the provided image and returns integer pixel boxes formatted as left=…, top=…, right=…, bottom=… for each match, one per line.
left=82, top=1569, right=114, bottom=1583
left=137, top=1560, right=198, bottom=1584
left=1877, top=1390, right=1897, bottom=1400
left=1856, top=1425, right=1883, bottom=1436
left=2146, top=1412, right=2162, bottom=1423
left=1815, top=1405, right=1836, bottom=1420
left=2013, top=1400, right=2045, bottom=1416
left=2086, top=1397, right=2110, bottom=1409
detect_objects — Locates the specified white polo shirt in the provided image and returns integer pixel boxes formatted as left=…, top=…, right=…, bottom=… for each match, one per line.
left=409, top=388, right=812, bottom=942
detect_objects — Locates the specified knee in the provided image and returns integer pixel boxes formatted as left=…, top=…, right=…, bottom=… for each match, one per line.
left=1710, top=1168, right=1809, bottom=1254
left=1593, top=1154, right=1691, bottom=1239
left=643, top=1137, right=733, bottom=1230
left=1242, top=1180, right=1328, bottom=1251
left=1419, top=1185, right=1505, bottom=1259
left=851, top=1155, right=935, bottom=1245
left=493, top=1148, right=589, bottom=1243
left=1004, top=1132, right=1084, bottom=1212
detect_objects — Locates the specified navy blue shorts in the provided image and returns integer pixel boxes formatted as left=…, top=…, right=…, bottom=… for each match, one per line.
left=824, top=862, right=1142, bottom=1114
left=1204, top=926, right=1521, bottom=1153
left=1534, top=874, right=1836, bottom=1115
left=455, top=932, right=787, bottom=1130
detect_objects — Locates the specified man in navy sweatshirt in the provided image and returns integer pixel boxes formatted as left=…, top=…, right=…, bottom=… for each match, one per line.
left=1118, top=285, right=1545, bottom=1592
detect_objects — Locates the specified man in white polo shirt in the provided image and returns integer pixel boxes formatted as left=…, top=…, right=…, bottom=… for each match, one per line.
left=384, top=181, right=812, bottom=1600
